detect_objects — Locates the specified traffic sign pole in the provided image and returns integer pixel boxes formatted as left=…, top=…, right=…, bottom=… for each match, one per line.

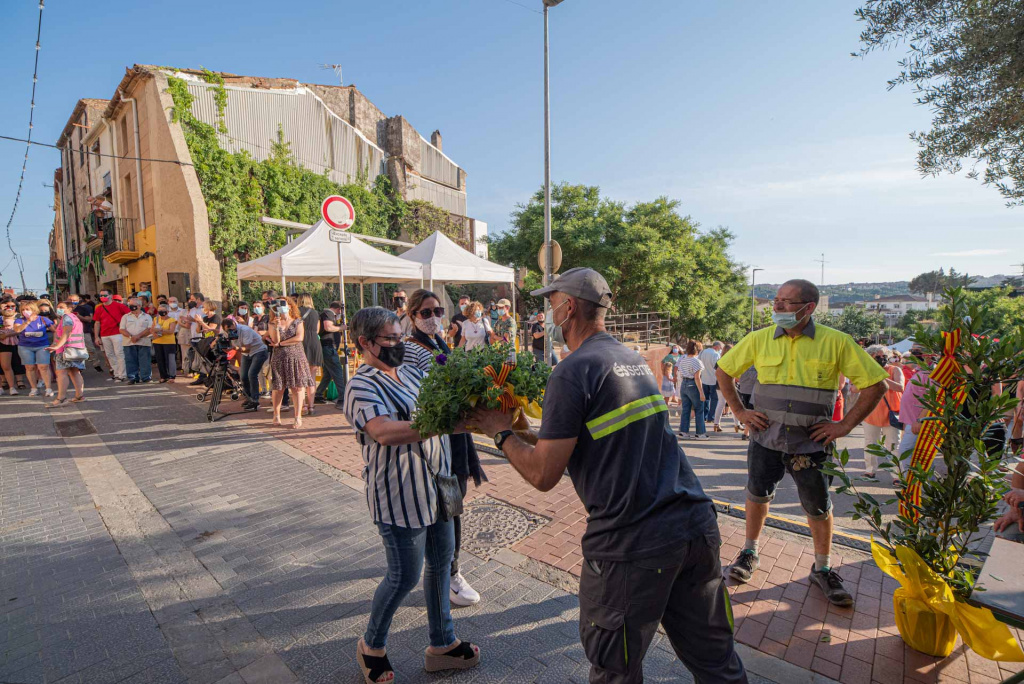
left=323, top=195, right=356, bottom=385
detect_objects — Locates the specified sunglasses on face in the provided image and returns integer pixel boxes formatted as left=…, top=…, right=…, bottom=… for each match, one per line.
left=415, top=307, right=445, bottom=319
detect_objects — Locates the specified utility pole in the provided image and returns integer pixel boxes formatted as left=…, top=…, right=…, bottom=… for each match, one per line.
left=750, top=268, right=763, bottom=332
left=542, top=0, right=565, bottom=364
left=814, top=252, right=828, bottom=286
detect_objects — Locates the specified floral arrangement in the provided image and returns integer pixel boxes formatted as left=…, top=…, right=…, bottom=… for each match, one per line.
left=411, top=344, right=550, bottom=438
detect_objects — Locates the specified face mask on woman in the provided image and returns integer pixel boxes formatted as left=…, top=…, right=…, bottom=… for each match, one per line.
left=498, top=307, right=508, bottom=316
left=56, top=308, right=68, bottom=317
left=277, top=305, right=289, bottom=316
left=238, top=307, right=248, bottom=316
left=253, top=305, right=263, bottom=315
left=373, top=341, right=406, bottom=368
left=158, top=309, right=168, bottom=317
left=414, top=316, right=443, bottom=337
left=21, top=309, right=33, bottom=318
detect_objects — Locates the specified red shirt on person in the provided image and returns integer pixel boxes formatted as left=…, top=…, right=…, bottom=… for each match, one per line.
left=93, top=301, right=131, bottom=337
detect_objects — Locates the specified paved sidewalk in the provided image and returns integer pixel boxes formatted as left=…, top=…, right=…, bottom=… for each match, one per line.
left=218, top=384, right=1024, bottom=684
left=3, top=373, right=795, bottom=684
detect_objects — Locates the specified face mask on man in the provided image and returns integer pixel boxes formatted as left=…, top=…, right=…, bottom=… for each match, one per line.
left=253, top=305, right=263, bottom=315
left=414, top=316, right=443, bottom=337
left=460, top=303, right=469, bottom=313
left=497, top=307, right=508, bottom=316
left=158, top=309, right=168, bottom=317
left=129, top=304, right=139, bottom=312
left=169, top=303, right=179, bottom=310
left=874, top=356, right=887, bottom=367
left=393, top=297, right=406, bottom=310
left=373, top=340, right=406, bottom=368
left=771, top=303, right=810, bottom=330
left=550, top=299, right=570, bottom=346
left=100, top=295, right=111, bottom=303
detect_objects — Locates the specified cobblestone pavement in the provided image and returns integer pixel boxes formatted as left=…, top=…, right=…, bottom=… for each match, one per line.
left=3, top=372, right=799, bottom=684
left=209, top=382, right=1024, bottom=684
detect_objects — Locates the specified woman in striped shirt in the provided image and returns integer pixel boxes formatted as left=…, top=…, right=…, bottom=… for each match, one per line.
left=403, top=290, right=486, bottom=609
left=675, top=340, right=708, bottom=440
left=344, top=306, right=480, bottom=684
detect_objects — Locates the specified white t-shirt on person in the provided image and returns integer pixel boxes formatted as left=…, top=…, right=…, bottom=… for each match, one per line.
left=460, top=318, right=490, bottom=351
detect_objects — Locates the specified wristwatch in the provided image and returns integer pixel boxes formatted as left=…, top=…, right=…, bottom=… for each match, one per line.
left=493, top=429, right=514, bottom=450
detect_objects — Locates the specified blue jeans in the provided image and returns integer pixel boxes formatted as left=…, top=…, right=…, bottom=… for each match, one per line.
left=240, top=349, right=269, bottom=404
left=365, top=517, right=456, bottom=650
left=315, top=342, right=346, bottom=405
left=702, top=383, right=718, bottom=423
left=124, top=344, right=152, bottom=381
left=678, top=379, right=706, bottom=435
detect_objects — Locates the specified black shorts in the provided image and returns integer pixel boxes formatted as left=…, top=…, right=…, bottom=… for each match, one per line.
left=746, top=440, right=832, bottom=520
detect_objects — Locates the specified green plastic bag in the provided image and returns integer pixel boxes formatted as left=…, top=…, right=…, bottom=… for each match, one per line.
left=324, top=381, right=338, bottom=401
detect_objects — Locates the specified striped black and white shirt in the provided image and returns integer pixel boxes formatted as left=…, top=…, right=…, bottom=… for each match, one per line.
left=344, top=363, right=452, bottom=528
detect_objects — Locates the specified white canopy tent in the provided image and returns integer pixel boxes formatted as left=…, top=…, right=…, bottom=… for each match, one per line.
left=237, top=219, right=423, bottom=293
left=397, top=230, right=517, bottom=321
left=398, top=231, right=514, bottom=287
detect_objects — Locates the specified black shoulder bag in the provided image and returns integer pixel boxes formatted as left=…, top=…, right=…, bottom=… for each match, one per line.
left=883, top=396, right=904, bottom=431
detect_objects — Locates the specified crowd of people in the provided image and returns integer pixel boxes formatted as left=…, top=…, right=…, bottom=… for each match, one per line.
left=9, top=273, right=1024, bottom=684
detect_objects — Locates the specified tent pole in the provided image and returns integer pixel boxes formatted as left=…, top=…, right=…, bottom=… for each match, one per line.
left=338, top=242, right=349, bottom=386
left=511, top=279, right=517, bottom=351
left=281, top=276, right=286, bottom=296
left=360, top=283, right=364, bottom=307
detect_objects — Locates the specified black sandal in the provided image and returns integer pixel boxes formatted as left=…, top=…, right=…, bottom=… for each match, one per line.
left=424, top=641, right=480, bottom=672
left=356, top=641, right=394, bottom=684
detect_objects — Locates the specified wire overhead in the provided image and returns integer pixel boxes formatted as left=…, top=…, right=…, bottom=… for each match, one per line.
left=2, top=1, right=45, bottom=292
left=0, top=135, right=193, bottom=167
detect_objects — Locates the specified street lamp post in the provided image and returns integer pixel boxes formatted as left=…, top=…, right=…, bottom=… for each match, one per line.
left=750, top=268, right=764, bottom=332
left=542, top=0, right=564, bottom=364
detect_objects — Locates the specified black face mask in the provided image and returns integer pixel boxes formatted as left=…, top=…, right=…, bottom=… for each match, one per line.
left=374, top=341, right=406, bottom=368
left=158, top=310, right=168, bottom=316
left=393, top=298, right=406, bottom=309
left=129, top=305, right=139, bottom=312
left=875, top=356, right=886, bottom=366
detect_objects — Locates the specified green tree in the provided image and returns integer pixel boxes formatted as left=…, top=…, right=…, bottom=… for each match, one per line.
left=399, top=200, right=469, bottom=249
left=909, top=268, right=975, bottom=295
left=821, top=306, right=886, bottom=339
left=489, top=183, right=749, bottom=340
left=856, top=0, right=1024, bottom=204
left=961, top=286, right=1024, bottom=339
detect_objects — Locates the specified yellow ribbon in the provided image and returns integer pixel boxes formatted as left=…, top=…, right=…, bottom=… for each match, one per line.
left=872, top=541, right=1024, bottom=660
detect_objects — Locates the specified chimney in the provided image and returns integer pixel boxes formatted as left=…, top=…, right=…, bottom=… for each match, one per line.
left=431, top=129, right=442, bottom=151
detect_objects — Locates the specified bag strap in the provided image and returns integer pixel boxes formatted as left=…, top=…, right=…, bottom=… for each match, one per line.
left=882, top=395, right=893, bottom=412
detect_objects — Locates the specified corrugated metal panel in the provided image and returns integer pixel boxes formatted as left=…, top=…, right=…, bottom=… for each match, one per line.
left=186, top=83, right=385, bottom=184
left=406, top=174, right=467, bottom=215
left=420, top=137, right=461, bottom=189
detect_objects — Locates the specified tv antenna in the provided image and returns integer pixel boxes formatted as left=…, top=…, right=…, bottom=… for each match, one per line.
left=814, top=253, right=828, bottom=286
left=320, top=64, right=343, bottom=86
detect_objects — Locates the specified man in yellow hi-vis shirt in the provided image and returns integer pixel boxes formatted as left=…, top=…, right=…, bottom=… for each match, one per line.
left=717, top=279, right=888, bottom=607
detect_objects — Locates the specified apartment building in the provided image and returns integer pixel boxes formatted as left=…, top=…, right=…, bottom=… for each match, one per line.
left=50, top=64, right=481, bottom=302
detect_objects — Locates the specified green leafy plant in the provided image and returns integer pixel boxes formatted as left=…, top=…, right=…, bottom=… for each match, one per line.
left=411, top=344, right=551, bottom=438
left=823, top=288, right=1024, bottom=599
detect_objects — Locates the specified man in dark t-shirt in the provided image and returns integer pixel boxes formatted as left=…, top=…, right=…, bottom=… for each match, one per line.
left=314, top=302, right=347, bottom=409
left=529, top=311, right=545, bottom=363
left=470, top=268, right=745, bottom=684
left=447, top=294, right=470, bottom=347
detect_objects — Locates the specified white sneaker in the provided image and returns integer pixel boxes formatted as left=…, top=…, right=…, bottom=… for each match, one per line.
left=37, top=380, right=45, bottom=389
left=450, top=572, right=481, bottom=606
left=695, top=434, right=710, bottom=441
left=678, top=433, right=691, bottom=439
left=44, top=389, right=55, bottom=397
left=7, top=388, right=17, bottom=396
left=0, top=388, right=4, bottom=395
left=28, top=389, right=39, bottom=397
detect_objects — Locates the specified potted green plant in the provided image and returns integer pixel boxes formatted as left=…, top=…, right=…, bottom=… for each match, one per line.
left=824, top=288, right=1024, bottom=659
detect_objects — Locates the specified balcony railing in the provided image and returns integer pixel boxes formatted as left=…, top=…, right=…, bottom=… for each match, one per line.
left=84, top=213, right=114, bottom=243
left=51, top=259, right=67, bottom=281
left=102, top=217, right=139, bottom=262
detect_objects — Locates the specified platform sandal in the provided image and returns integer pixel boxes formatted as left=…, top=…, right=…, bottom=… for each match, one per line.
left=424, top=640, right=480, bottom=673
left=356, top=639, right=394, bottom=683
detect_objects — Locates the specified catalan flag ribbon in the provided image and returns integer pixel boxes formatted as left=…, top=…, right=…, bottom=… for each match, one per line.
left=482, top=351, right=519, bottom=412
left=900, top=329, right=964, bottom=520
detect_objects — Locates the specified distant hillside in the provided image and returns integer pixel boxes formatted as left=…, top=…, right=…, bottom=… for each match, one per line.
left=754, top=274, right=1014, bottom=303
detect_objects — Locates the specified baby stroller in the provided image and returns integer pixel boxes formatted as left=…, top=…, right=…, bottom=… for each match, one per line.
left=188, top=334, right=242, bottom=421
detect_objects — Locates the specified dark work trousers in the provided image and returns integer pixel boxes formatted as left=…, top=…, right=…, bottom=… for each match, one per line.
left=239, top=349, right=269, bottom=404
left=153, top=343, right=177, bottom=381
left=315, top=341, right=346, bottom=405
left=578, top=530, right=747, bottom=684
left=450, top=475, right=469, bottom=577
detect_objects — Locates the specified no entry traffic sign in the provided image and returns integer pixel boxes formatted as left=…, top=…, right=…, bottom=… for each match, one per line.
left=321, top=195, right=356, bottom=230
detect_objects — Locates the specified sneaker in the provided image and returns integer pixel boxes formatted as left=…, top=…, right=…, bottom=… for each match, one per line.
left=37, top=380, right=45, bottom=389
left=44, top=389, right=55, bottom=397
left=729, top=550, right=760, bottom=583
left=695, top=434, right=710, bottom=441
left=28, top=388, right=39, bottom=397
left=450, top=572, right=481, bottom=606
left=243, top=404, right=259, bottom=413
left=0, top=388, right=4, bottom=396
left=313, top=396, right=328, bottom=405
left=678, top=432, right=691, bottom=440
left=809, top=566, right=854, bottom=607
left=334, top=402, right=345, bottom=411
left=188, top=378, right=204, bottom=386
left=7, top=388, right=16, bottom=396
left=129, top=379, right=139, bottom=385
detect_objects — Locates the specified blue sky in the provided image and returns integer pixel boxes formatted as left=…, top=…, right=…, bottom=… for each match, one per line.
left=2, top=0, right=1022, bottom=292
